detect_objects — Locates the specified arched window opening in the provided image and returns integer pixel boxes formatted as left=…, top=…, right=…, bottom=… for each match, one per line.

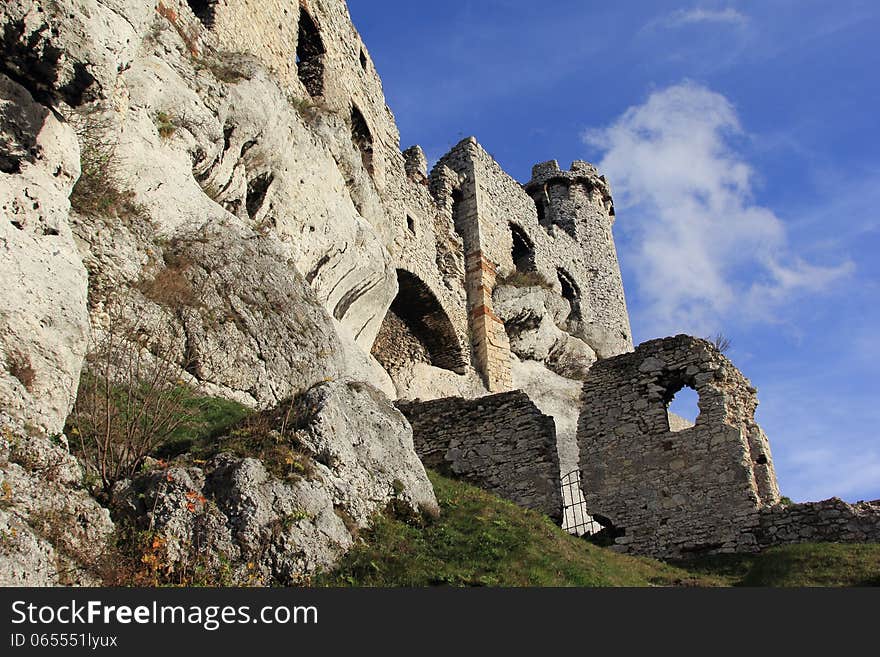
left=510, top=223, right=536, bottom=273
left=350, top=105, right=374, bottom=176
left=296, top=8, right=326, bottom=97
left=450, top=188, right=468, bottom=241
left=187, top=0, right=217, bottom=28
left=406, top=215, right=416, bottom=234
left=557, top=268, right=582, bottom=325
left=371, top=270, right=467, bottom=375
left=359, top=49, right=368, bottom=71
left=667, top=385, right=700, bottom=432
left=533, top=187, right=552, bottom=230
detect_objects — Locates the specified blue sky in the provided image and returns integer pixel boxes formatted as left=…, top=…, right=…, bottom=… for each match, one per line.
left=348, top=1, right=880, bottom=503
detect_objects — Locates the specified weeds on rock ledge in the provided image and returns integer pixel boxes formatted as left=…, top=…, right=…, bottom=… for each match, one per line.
left=5, top=351, right=36, bottom=392
left=155, top=111, right=177, bottom=139
left=68, top=107, right=147, bottom=224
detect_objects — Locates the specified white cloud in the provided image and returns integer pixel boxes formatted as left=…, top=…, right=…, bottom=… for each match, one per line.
left=662, top=7, right=749, bottom=28
left=584, top=81, right=853, bottom=336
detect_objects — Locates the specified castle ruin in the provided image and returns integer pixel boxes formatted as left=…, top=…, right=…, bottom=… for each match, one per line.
left=139, top=0, right=880, bottom=557
left=1, top=0, right=877, bottom=574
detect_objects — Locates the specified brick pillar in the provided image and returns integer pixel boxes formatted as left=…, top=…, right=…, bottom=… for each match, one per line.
left=465, top=251, right=512, bottom=392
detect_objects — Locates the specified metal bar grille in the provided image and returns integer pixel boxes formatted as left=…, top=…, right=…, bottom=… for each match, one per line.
left=561, top=469, right=600, bottom=537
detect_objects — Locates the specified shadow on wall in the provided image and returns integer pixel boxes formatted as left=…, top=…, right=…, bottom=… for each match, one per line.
left=371, top=269, right=467, bottom=375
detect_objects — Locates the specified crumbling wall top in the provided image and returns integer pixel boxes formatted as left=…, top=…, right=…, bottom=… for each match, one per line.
left=526, top=160, right=611, bottom=199
left=577, top=334, right=780, bottom=557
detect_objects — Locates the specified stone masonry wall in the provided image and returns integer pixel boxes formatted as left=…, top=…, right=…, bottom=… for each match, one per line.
left=577, top=335, right=780, bottom=558
left=436, top=140, right=633, bottom=363
left=757, top=498, right=880, bottom=548
left=397, top=391, right=563, bottom=521
left=525, top=161, right=631, bottom=358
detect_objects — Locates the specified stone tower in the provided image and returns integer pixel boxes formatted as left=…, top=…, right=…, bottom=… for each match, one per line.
left=525, top=161, right=632, bottom=357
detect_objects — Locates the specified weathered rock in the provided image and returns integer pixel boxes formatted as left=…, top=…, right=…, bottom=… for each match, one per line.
left=0, top=414, right=114, bottom=585
left=493, top=284, right=596, bottom=379
left=161, top=222, right=345, bottom=407
left=0, top=73, right=89, bottom=433
left=113, top=382, right=437, bottom=583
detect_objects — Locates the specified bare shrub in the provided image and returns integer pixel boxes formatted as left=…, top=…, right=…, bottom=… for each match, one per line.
left=708, top=332, right=732, bottom=354
left=496, top=270, right=553, bottom=290
left=68, top=107, right=147, bottom=224
left=68, top=296, right=205, bottom=497
left=136, top=257, right=200, bottom=311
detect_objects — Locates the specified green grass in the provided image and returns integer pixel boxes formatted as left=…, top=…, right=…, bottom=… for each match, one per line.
left=151, top=391, right=252, bottom=460
left=680, top=543, right=880, bottom=587
left=317, top=471, right=880, bottom=588
left=316, top=471, right=719, bottom=587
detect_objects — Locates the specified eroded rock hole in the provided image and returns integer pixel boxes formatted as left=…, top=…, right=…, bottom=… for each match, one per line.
left=296, top=8, right=325, bottom=97
left=371, top=269, right=467, bottom=374
left=246, top=172, right=274, bottom=218
left=406, top=215, right=416, bottom=234
left=350, top=105, right=374, bottom=176
left=359, top=49, right=368, bottom=71
left=187, top=1, right=217, bottom=28
left=510, top=222, right=536, bottom=273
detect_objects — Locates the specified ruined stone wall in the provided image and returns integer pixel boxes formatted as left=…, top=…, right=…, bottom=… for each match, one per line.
left=370, top=310, right=431, bottom=373
left=436, top=140, right=633, bottom=366
left=397, top=391, right=563, bottom=521
left=577, top=335, right=780, bottom=558
left=756, top=499, right=880, bottom=548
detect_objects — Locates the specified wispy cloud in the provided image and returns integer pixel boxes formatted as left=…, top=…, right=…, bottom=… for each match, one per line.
left=660, top=7, right=749, bottom=28
left=583, top=81, right=853, bottom=336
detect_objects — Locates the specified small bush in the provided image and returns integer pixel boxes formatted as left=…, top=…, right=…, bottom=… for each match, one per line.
left=157, top=2, right=200, bottom=58
left=69, top=109, right=147, bottom=224
left=136, top=258, right=200, bottom=310
left=67, top=293, right=211, bottom=497
left=708, top=332, right=732, bottom=354
left=155, top=111, right=177, bottom=139
left=6, top=351, right=36, bottom=392
left=199, top=53, right=254, bottom=83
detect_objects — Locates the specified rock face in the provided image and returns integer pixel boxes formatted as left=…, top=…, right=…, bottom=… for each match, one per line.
left=0, top=74, right=89, bottom=434
left=493, top=284, right=597, bottom=380
left=113, top=381, right=437, bottom=584
left=0, top=413, right=114, bottom=586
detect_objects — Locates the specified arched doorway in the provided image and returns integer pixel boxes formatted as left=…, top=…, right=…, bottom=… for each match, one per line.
left=371, top=270, right=466, bottom=374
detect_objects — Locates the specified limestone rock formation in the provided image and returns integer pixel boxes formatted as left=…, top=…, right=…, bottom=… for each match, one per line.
left=493, top=284, right=597, bottom=380
left=0, top=414, right=114, bottom=586
left=0, top=74, right=89, bottom=434
left=113, top=381, right=437, bottom=583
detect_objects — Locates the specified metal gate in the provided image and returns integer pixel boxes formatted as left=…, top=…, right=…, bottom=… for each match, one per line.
left=561, top=469, right=600, bottom=537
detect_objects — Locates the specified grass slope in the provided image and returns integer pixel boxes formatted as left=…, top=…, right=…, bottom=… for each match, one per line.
left=681, top=543, right=880, bottom=587
left=319, top=471, right=880, bottom=587
left=317, top=471, right=719, bottom=587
